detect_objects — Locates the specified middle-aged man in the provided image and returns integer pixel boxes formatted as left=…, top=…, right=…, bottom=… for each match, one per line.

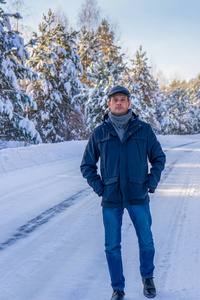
left=80, top=86, right=166, bottom=300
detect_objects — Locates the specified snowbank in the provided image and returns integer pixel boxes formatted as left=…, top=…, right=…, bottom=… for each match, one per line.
left=0, top=133, right=199, bottom=174
left=0, top=140, right=87, bottom=174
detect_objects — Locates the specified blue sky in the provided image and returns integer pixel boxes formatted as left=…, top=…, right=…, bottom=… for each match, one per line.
left=11, top=0, right=200, bottom=83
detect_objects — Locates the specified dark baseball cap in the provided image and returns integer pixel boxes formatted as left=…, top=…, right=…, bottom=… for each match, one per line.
left=107, top=86, right=130, bottom=98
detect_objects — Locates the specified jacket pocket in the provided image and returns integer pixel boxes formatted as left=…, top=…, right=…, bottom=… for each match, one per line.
left=128, top=176, right=148, bottom=200
left=102, top=176, right=120, bottom=203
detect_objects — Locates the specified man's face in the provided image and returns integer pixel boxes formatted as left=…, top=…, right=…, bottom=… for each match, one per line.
left=108, top=93, right=130, bottom=116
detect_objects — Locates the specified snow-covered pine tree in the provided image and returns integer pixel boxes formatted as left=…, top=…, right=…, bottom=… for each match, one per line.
left=76, top=27, right=100, bottom=138
left=188, top=75, right=200, bottom=107
left=86, top=52, right=124, bottom=130
left=95, top=19, right=121, bottom=61
left=27, top=9, right=84, bottom=142
left=77, top=26, right=100, bottom=87
left=0, top=0, right=41, bottom=143
left=153, top=89, right=169, bottom=134
left=84, top=18, right=125, bottom=133
left=188, top=75, right=200, bottom=132
left=164, top=80, right=200, bottom=134
left=126, top=46, right=160, bottom=132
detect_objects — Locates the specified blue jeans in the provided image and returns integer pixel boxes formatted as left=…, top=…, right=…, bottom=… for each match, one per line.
left=102, top=204, right=155, bottom=291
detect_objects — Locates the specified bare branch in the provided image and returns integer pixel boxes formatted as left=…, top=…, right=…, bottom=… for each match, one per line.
left=78, top=0, right=101, bottom=31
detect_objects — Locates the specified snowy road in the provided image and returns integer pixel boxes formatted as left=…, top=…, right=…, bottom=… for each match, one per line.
left=0, top=135, right=200, bottom=300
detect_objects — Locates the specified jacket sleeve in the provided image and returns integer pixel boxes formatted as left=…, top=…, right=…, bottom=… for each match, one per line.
left=80, top=130, right=104, bottom=197
left=147, top=124, right=166, bottom=193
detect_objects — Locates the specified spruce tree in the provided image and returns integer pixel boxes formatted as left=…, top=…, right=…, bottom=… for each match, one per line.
left=77, top=26, right=99, bottom=87
left=95, top=19, right=121, bottom=61
left=153, top=89, right=171, bottom=134
left=126, top=46, right=160, bottom=131
left=83, top=19, right=125, bottom=133
left=164, top=80, right=200, bottom=134
left=0, top=0, right=41, bottom=143
left=86, top=52, right=125, bottom=130
left=188, top=75, right=200, bottom=107
left=27, top=9, right=84, bottom=142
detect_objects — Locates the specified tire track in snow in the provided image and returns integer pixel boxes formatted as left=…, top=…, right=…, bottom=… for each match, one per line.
left=0, top=188, right=90, bottom=251
left=0, top=173, right=61, bottom=198
left=164, top=141, right=198, bottom=151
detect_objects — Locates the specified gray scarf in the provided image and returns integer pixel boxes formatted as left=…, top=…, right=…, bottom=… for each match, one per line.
left=108, top=109, right=132, bottom=141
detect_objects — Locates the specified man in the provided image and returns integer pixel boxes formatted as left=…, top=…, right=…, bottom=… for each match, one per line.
left=80, top=86, right=166, bottom=300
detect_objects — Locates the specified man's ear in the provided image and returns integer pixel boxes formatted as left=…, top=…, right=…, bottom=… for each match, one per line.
left=108, top=100, right=111, bottom=109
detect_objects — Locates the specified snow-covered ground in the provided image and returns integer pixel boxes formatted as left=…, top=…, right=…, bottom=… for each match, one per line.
left=0, top=134, right=200, bottom=300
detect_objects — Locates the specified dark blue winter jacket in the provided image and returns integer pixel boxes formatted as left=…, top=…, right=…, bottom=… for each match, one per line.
left=80, top=112, right=166, bottom=208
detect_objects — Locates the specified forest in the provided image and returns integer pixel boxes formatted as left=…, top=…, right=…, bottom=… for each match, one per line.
left=0, top=0, right=200, bottom=143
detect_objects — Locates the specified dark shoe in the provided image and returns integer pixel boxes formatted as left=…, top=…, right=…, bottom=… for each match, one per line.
left=111, top=289, right=125, bottom=300
left=142, top=277, right=156, bottom=298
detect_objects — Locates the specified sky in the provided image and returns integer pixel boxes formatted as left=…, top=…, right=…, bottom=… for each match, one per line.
left=5, top=0, right=200, bottom=84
